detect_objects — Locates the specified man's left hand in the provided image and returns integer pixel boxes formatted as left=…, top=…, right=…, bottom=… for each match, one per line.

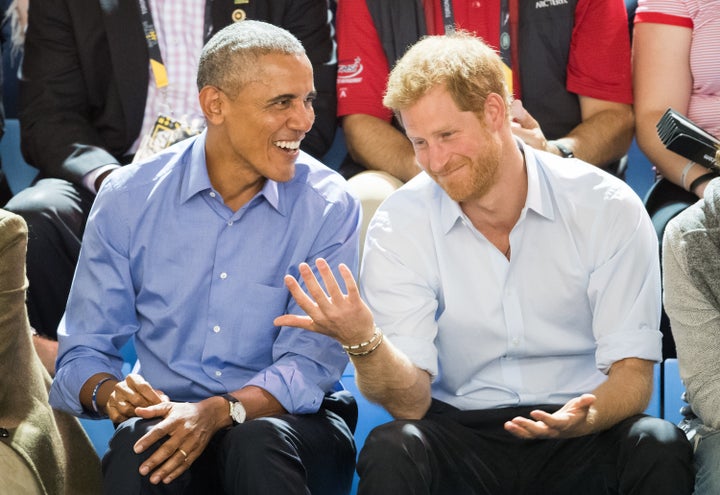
left=133, top=398, right=227, bottom=485
left=504, top=393, right=596, bottom=439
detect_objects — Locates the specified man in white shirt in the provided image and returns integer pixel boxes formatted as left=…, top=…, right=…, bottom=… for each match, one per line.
left=276, top=31, right=694, bottom=494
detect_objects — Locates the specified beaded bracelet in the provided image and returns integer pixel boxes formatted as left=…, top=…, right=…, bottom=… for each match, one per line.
left=342, top=327, right=381, bottom=351
left=346, top=331, right=384, bottom=357
left=91, top=377, right=114, bottom=415
left=689, top=172, right=717, bottom=195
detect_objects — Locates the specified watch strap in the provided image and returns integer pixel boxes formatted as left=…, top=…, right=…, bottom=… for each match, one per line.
left=552, top=141, right=574, bottom=158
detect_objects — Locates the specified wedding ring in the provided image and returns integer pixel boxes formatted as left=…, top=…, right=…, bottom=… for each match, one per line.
left=178, top=448, right=188, bottom=461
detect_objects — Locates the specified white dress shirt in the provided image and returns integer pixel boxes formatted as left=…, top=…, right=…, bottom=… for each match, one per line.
left=360, top=142, right=662, bottom=411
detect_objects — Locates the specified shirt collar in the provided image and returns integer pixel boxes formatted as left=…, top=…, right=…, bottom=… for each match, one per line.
left=438, top=139, right=556, bottom=234
left=180, top=130, right=282, bottom=213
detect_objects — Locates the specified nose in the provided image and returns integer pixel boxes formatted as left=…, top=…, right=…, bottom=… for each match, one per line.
left=421, top=142, right=450, bottom=173
left=288, top=101, right=315, bottom=133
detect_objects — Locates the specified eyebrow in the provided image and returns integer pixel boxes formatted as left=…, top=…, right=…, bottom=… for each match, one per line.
left=267, top=90, right=318, bottom=105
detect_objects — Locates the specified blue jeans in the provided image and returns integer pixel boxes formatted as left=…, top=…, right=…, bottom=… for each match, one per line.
left=681, top=416, right=720, bottom=495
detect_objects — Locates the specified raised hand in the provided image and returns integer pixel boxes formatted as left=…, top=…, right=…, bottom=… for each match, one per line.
left=274, top=258, right=376, bottom=347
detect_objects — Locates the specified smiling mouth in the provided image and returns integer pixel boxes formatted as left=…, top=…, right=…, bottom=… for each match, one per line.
left=274, top=140, right=301, bottom=153
left=435, top=163, right=465, bottom=178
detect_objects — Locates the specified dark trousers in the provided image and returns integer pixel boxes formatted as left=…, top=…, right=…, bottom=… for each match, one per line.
left=358, top=401, right=694, bottom=495
left=4, top=178, right=94, bottom=337
left=103, top=392, right=357, bottom=495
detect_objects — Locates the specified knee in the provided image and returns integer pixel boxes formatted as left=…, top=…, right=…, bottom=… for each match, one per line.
left=105, top=418, right=161, bottom=465
left=359, top=420, right=427, bottom=469
left=224, top=417, right=297, bottom=463
left=627, top=416, right=693, bottom=462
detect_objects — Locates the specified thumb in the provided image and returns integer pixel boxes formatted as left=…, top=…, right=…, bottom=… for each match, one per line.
left=135, top=402, right=172, bottom=418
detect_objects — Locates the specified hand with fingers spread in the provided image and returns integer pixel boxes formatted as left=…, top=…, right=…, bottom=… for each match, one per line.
left=132, top=398, right=227, bottom=485
left=105, top=373, right=169, bottom=425
left=274, top=258, right=376, bottom=348
left=503, top=393, right=597, bottom=440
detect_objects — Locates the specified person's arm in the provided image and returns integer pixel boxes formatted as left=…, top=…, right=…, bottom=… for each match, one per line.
left=511, top=96, right=634, bottom=167
left=19, top=0, right=127, bottom=186
left=275, top=259, right=433, bottom=419
left=663, top=219, right=720, bottom=429
left=343, top=114, right=421, bottom=183
left=504, top=357, right=654, bottom=439
left=633, top=22, right=708, bottom=195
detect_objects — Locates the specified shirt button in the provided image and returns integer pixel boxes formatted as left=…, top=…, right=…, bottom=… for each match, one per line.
left=209, top=191, right=216, bottom=198
left=227, top=220, right=234, bottom=226
left=213, top=325, right=221, bottom=333
left=512, top=337, right=520, bottom=346
left=220, top=272, right=228, bottom=279
left=215, top=370, right=222, bottom=377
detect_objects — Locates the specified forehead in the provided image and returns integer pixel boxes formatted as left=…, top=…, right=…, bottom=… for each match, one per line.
left=401, top=86, right=466, bottom=135
left=242, top=52, right=314, bottom=96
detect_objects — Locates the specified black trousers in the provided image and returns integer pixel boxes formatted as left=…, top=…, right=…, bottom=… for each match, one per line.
left=4, top=178, right=94, bottom=337
left=358, top=401, right=694, bottom=495
left=103, top=392, right=357, bottom=495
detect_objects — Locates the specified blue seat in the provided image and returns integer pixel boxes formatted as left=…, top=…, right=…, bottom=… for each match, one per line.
left=1, top=118, right=38, bottom=194
left=662, top=358, right=685, bottom=425
left=644, top=361, right=662, bottom=417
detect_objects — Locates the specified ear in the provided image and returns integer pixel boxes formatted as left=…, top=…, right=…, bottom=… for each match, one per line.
left=199, top=86, right=224, bottom=125
left=483, top=92, right=507, bottom=131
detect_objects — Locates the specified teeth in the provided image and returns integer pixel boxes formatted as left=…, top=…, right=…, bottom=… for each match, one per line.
left=274, top=140, right=300, bottom=150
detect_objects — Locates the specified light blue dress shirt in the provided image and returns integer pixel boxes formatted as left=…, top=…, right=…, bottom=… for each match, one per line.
left=360, top=141, right=662, bottom=411
left=50, top=131, right=361, bottom=417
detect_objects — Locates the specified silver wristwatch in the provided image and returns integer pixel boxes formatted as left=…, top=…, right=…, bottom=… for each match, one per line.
left=222, top=393, right=247, bottom=425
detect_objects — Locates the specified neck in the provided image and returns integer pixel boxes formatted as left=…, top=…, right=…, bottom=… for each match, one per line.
left=461, top=141, right=527, bottom=251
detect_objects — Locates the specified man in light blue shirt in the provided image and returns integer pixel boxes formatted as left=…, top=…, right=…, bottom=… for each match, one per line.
left=277, top=32, right=694, bottom=494
left=49, top=21, right=360, bottom=495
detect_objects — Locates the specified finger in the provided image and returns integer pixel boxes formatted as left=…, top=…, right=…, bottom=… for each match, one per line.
left=282, top=274, right=320, bottom=318
left=504, top=420, right=535, bottom=439
left=134, top=409, right=174, bottom=454
left=314, top=258, right=346, bottom=302
left=273, top=313, right=314, bottom=330
left=143, top=447, right=189, bottom=485
left=126, top=374, right=165, bottom=406
left=505, top=417, right=554, bottom=438
left=337, top=263, right=361, bottom=302
left=161, top=449, right=195, bottom=485
left=107, top=390, right=137, bottom=420
left=135, top=403, right=171, bottom=419
left=297, top=262, right=332, bottom=306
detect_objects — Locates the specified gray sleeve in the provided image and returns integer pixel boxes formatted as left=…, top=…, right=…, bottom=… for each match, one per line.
left=663, top=220, right=720, bottom=429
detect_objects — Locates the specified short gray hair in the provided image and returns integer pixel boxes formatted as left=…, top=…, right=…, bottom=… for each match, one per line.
left=197, top=20, right=306, bottom=97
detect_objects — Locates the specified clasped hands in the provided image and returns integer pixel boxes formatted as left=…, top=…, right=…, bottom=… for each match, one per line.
left=106, top=374, right=225, bottom=485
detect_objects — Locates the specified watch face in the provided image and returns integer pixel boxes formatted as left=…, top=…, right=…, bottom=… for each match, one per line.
left=230, top=401, right=247, bottom=424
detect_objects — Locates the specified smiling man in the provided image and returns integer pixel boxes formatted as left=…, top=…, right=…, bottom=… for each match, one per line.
left=276, top=32, right=694, bottom=495
left=49, top=21, right=360, bottom=495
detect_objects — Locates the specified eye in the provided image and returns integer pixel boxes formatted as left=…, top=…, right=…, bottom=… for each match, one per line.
left=274, top=98, right=292, bottom=108
left=304, top=94, right=317, bottom=108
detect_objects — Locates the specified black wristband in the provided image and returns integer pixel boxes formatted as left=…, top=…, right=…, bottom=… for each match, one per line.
left=688, top=172, right=717, bottom=194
